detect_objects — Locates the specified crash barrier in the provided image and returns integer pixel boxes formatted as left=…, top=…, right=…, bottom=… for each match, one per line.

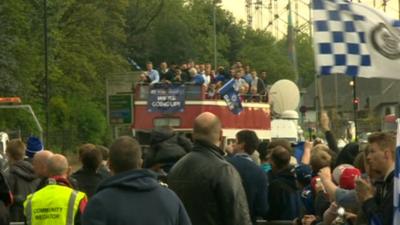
left=256, top=220, right=293, bottom=225
left=11, top=220, right=293, bottom=225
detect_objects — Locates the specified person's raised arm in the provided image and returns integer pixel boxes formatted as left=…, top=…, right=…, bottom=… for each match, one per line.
left=318, top=167, right=337, bottom=201
left=320, top=112, right=339, bottom=153
left=301, top=141, right=313, bottom=165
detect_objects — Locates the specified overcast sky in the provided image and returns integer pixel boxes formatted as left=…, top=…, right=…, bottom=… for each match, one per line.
left=221, top=0, right=246, bottom=21
left=221, top=0, right=400, bottom=27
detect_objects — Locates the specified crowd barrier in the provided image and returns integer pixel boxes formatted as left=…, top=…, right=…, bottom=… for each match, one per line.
left=11, top=221, right=292, bottom=225
left=257, top=220, right=293, bottom=225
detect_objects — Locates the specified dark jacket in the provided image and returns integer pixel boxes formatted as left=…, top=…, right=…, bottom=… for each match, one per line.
left=0, top=171, right=12, bottom=225
left=325, top=131, right=339, bottom=153
left=71, top=167, right=108, bottom=198
left=254, top=78, right=266, bottom=95
left=6, top=160, right=39, bottom=222
left=362, top=170, right=394, bottom=225
left=159, top=69, right=174, bottom=81
left=335, top=142, right=359, bottom=167
left=82, top=169, right=191, bottom=225
left=227, top=154, right=269, bottom=224
left=168, top=140, right=252, bottom=225
left=144, top=129, right=192, bottom=172
left=267, top=167, right=301, bottom=220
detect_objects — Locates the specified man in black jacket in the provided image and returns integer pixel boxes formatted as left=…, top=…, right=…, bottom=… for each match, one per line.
left=82, top=136, right=191, bottom=225
left=355, top=132, right=395, bottom=225
left=168, top=112, right=252, bottom=225
left=71, top=144, right=108, bottom=198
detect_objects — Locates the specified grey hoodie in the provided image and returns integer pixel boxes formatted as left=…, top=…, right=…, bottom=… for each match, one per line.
left=82, top=169, right=191, bottom=225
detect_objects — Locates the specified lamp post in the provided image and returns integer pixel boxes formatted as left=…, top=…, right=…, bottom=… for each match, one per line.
left=44, top=0, right=49, bottom=146
left=213, top=1, right=218, bottom=70
left=349, top=78, right=358, bottom=142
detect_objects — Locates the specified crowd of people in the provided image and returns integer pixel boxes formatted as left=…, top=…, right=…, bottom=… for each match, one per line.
left=0, top=111, right=395, bottom=225
left=138, top=61, right=268, bottom=101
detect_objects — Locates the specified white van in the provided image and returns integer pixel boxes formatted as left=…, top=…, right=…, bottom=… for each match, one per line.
left=0, top=132, right=9, bottom=171
left=0, top=132, right=8, bottom=157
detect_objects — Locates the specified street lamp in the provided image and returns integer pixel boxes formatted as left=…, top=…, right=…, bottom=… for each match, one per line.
left=213, top=0, right=222, bottom=70
left=44, top=0, right=49, bottom=146
left=350, top=77, right=358, bottom=141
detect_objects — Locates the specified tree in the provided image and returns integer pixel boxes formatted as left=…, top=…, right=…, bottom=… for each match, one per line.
left=238, top=29, right=295, bottom=83
left=0, top=0, right=131, bottom=150
left=0, top=0, right=317, bottom=151
left=295, top=33, right=315, bottom=88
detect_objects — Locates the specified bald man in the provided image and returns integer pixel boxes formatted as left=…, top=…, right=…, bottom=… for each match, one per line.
left=33, top=150, right=53, bottom=191
left=24, top=154, right=87, bottom=225
left=32, top=150, right=53, bottom=177
left=168, top=112, right=251, bottom=225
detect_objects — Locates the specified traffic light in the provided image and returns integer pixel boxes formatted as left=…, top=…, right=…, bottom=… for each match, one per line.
left=352, top=97, right=360, bottom=110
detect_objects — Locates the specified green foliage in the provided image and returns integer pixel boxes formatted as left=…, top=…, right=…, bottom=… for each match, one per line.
left=296, top=33, right=316, bottom=87
left=0, top=0, right=130, bottom=150
left=0, top=109, right=41, bottom=138
left=238, top=29, right=295, bottom=84
left=73, top=102, right=107, bottom=144
left=0, top=0, right=316, bottom=151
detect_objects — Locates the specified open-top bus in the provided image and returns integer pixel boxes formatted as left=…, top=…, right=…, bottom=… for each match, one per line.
left=131, top=83, right=271, bottom=145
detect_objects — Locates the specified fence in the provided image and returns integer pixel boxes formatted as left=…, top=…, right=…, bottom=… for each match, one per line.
left=11, top=220, right=293, bottom=225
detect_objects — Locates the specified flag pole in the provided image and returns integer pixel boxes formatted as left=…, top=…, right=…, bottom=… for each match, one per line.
left=398, top=0, right=400, bottom=19
left=288, top=0, right=299, bottom=84
left=317, top=75, right=325, bottom=132
left=352, top=77, right=358, bottom=142
left=310, top=0, right=324, bottom=135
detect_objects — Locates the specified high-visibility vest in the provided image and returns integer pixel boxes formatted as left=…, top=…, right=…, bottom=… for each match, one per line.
left=23, top=184, right=86, bottom=225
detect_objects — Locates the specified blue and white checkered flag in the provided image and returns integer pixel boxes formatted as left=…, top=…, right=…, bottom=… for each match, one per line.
left=395, top=119, right=400, bottom=225
left=312, top=0, right=400, bottom=79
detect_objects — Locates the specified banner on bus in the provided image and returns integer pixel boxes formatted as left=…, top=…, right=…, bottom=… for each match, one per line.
left=148, top=83, right=185, bottom=113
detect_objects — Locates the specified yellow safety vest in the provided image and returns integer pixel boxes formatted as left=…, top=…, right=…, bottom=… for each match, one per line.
left=23, top=184, right=86, bottom=225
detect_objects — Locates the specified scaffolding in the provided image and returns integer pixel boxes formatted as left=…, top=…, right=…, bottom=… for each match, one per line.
left=244, top=0, right=400, bottom=38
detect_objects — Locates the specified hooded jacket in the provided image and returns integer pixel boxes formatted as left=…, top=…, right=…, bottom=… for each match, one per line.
left=6, top=160, right=39, bottom=222
left=82, top=169, right=191, bottom=225
left=168, top=140, right=252, bottom=225
left=144, top=129, right=192, bottom=171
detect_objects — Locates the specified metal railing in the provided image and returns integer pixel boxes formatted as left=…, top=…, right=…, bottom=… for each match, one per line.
left=134, top=83, right=269, bottom=102
left=11, top=221, right=292, bottom=225
left=11, top=220, right=292, bottom=225
left=256, top=220, right=293, bottom=225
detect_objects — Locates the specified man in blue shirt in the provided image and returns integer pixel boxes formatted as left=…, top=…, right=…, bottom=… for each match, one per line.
left=243, top=65, right=253, bottom=86
left=146, top=61, right=160, bottom=84
left=227, top=130, right=268, bottom=224
left=189, top=68, right=204, bottom=85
